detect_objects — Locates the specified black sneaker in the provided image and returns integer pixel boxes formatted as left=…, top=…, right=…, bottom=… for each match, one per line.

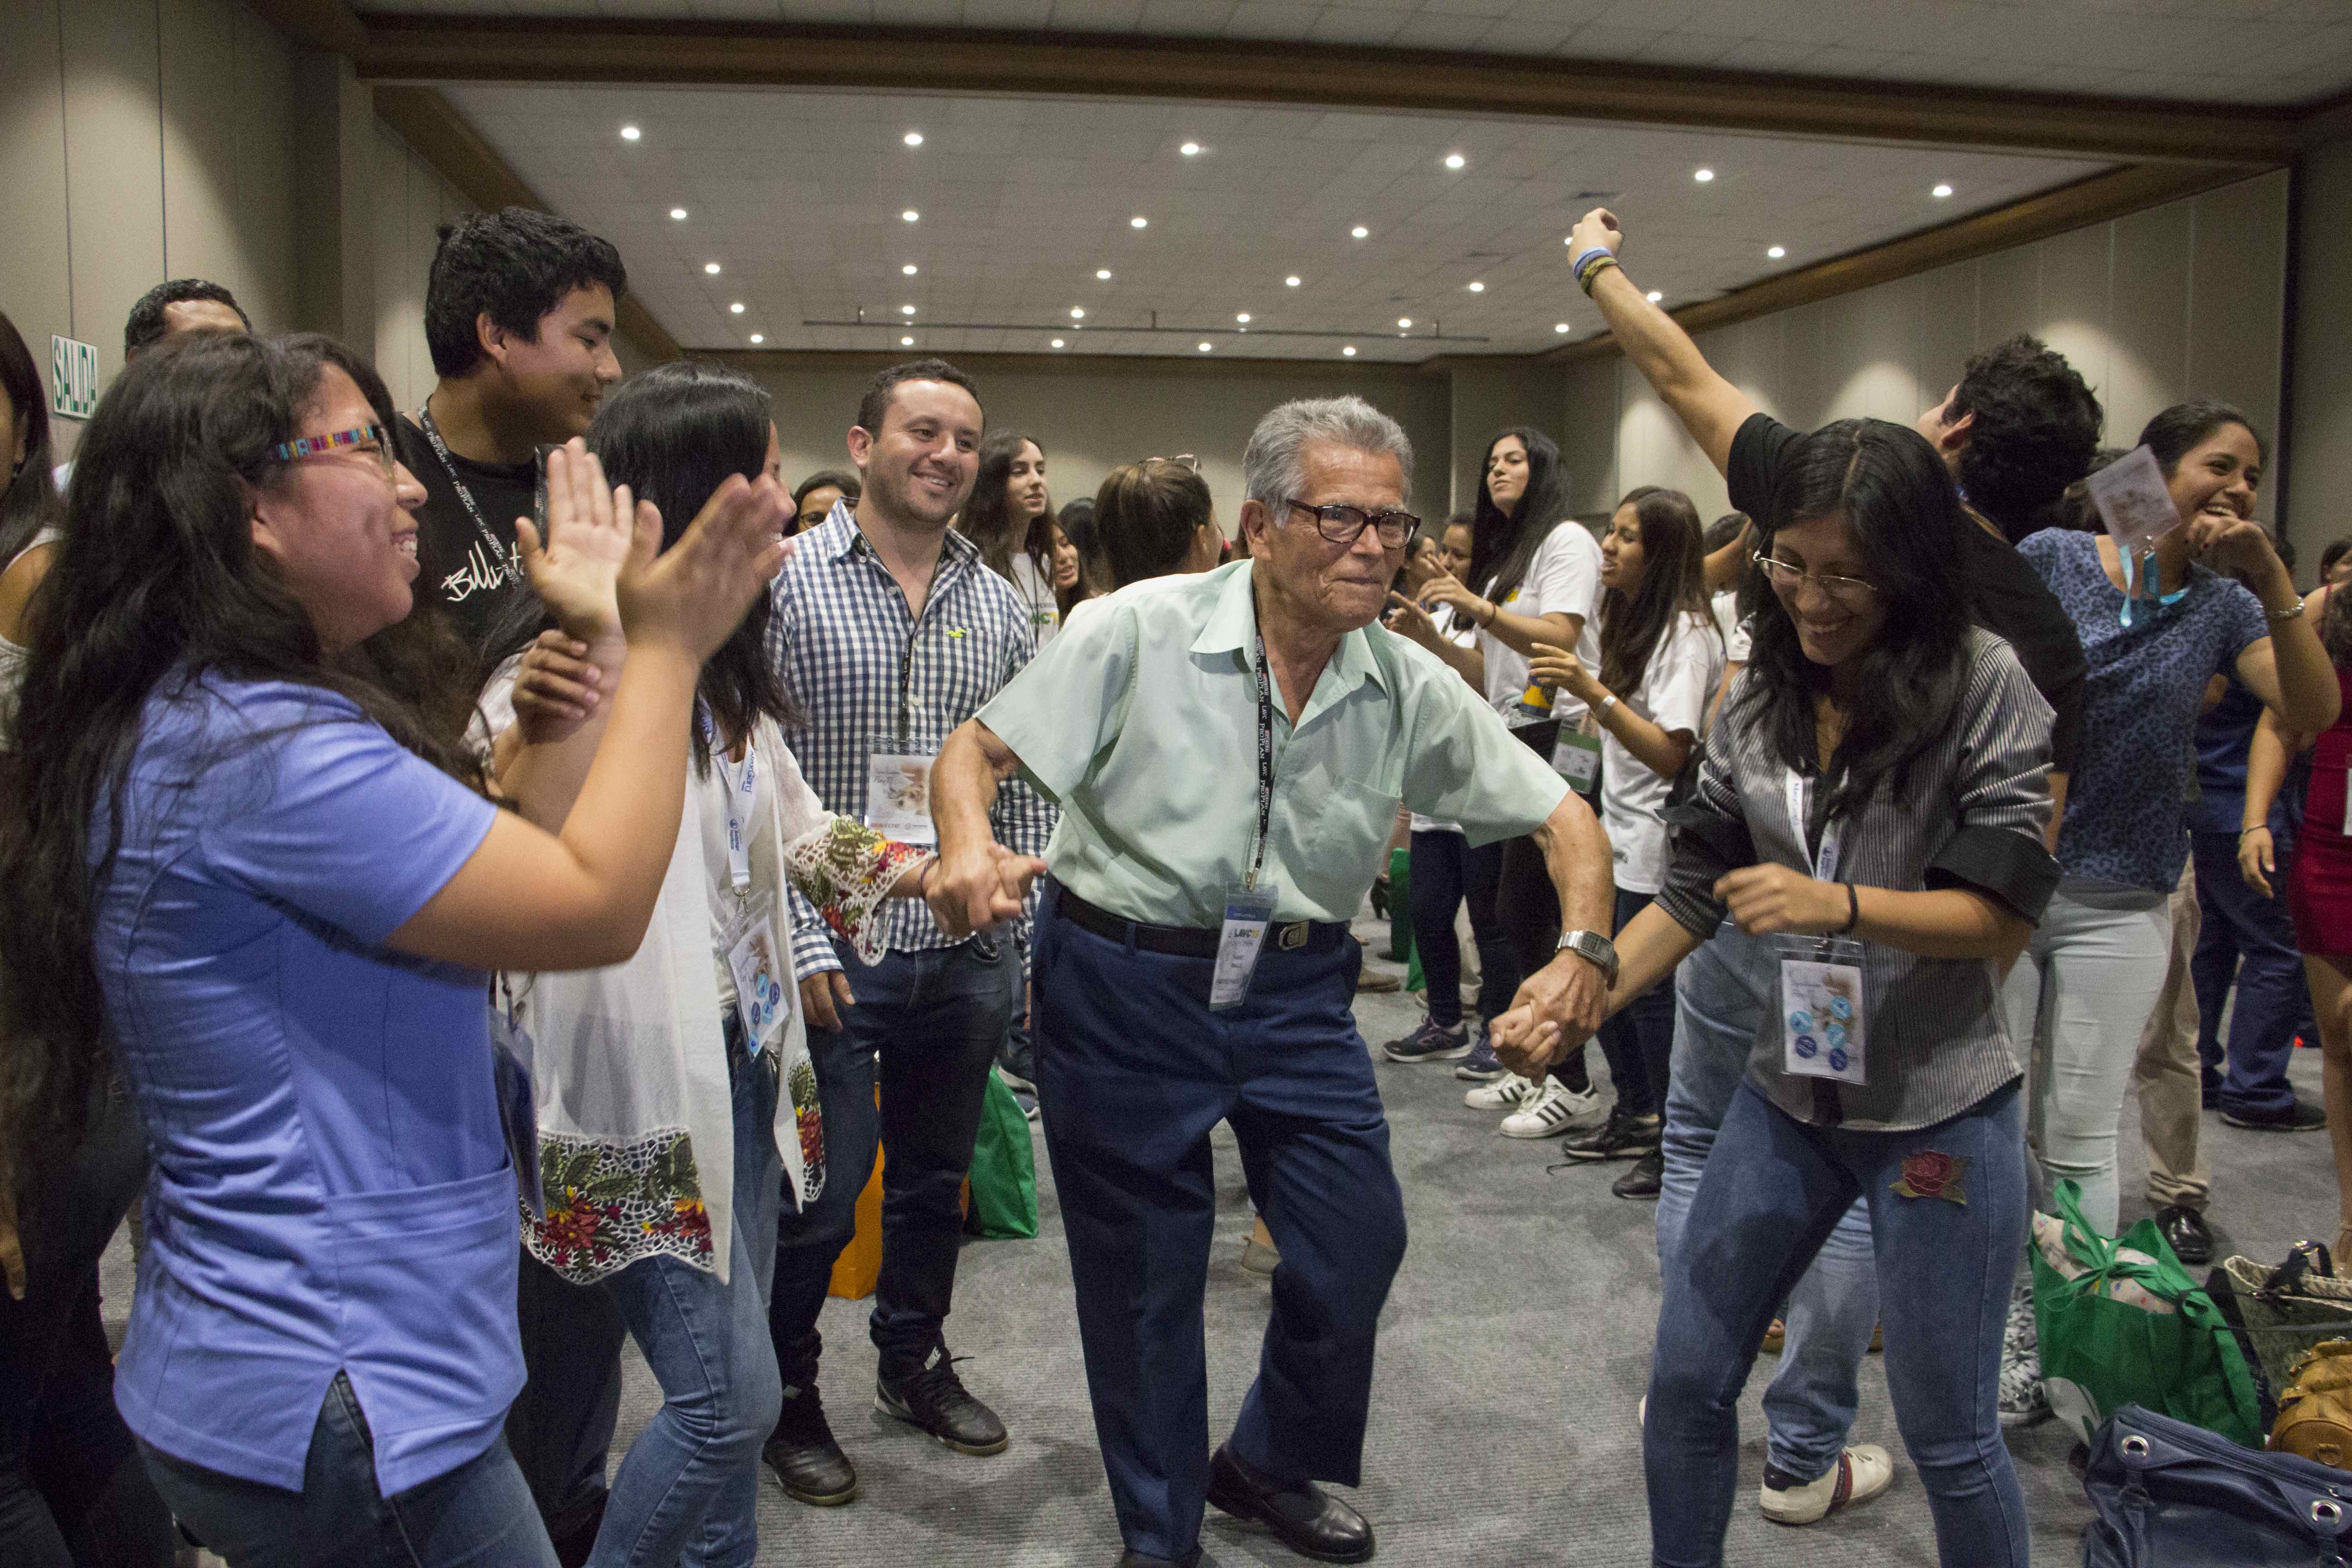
left=1380, top=1016, right=1470, bottom=1063
left=1558, top=1104, right=1662, bottom=1162
left=764, top=1336, right=859, bottom=1506
left=1612, top=1147, right=1665, bottom=1199
left=2222, top=1098, right=2328, bottom=1132
left=875, top=1344, right=1009, bottom=1455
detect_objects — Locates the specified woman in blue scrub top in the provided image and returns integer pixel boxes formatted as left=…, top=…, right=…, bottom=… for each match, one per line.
left=0, top=331, right=789, bottom=1568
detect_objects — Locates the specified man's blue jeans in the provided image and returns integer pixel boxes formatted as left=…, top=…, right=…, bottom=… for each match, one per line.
left=142, top=1373, right=559, bottom=1568
left=1648, top=1080, right=2030, bottom=1568
left=2191, top=826, right=2313, bottom=1119
left=1655, top=922, right=1880, bottom=1483
left=768, top=934, right=1019, bottom=1369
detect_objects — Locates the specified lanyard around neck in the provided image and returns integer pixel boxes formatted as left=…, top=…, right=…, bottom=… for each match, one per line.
left=701, top=709, right=758, bottom=892
left=416, top=402, right=515, bottom=576
left=2118, top=544, right=2190, bottom=629
left=1784, top=767, right=1843, bottom=883
left=1250, top=632, right=1275, bottom=893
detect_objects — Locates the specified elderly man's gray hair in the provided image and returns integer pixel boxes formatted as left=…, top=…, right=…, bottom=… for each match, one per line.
left=1240, top=396, right=1414, bottom=519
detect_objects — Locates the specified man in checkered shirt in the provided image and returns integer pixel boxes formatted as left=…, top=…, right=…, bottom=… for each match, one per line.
left=760, top=359, right=1052, bottom=1505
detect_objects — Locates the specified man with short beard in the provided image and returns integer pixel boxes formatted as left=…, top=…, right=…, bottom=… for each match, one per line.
left=757, top=359, right=1051, bottom=1507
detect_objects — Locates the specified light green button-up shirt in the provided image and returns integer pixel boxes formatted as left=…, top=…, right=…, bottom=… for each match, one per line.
left=978, top=559, right=1570, bottom=927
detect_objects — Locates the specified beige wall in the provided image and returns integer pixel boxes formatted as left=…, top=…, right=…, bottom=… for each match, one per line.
left=2290, top=138, right=2352, bottom=558
left=739, top=358, right=1452, bottom=542
left=1566, top=171, right=2297, bottom=541
left=370, top=119, right=477, bottom=412
left=2, top=0, right=302, bottom=458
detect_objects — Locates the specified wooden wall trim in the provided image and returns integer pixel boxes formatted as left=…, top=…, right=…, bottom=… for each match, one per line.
left=347, top=16, right=2298, bottom=167
left=371, top=85, right=684, bottom=363
left=1548, top=162, right=2258, bottom=364
left=705, top=348, right=1447, bottom=380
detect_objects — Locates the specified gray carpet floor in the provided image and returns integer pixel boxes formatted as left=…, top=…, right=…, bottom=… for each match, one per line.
left=101, top=918, right=2347, bottom=1567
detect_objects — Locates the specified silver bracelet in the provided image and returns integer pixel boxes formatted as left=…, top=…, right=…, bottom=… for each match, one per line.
left=2268, top=598, right=2307, bottom=622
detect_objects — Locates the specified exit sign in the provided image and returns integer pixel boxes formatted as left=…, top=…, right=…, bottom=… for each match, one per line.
left=50, top=335, right=98, bottom=420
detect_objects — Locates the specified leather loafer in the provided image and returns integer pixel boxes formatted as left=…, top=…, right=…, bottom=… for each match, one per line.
left=1205, top=1443, right=1374, bottom=1563
left=2154, top=1203, right=2214, bottom=1266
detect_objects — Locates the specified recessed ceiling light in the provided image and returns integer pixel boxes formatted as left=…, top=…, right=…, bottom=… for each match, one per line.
left=1285, top=275, right=1301, bottom=287
left=1052, top=338, right=1066, bottom=348
left=1237, top=312, right=1251, bottom=323
left=1198, top=342, right=1212, bottom=352
left=1397, top=317, right=1412, bottom=328
left=901, top=335, right=913, bottom=346
left=1646, top=290, right=1662, bottom=303
left=1343, top=345, right=1357, bottom=356
left=729, top=302, right=745, bottom=314
left=1554, top=322, right=1570, bottom=333
left=904, top=131, right=923, bottom=147
left=669, top=207, right=687, bottom=221
left=704, top=262, right=721, bottom=274
left=1932, top=182, right=1955, bottom=198
left=1131, top=216, right=1148, bottom=228
left=1693, top=167, right=1714, bottom=182
left=1097, top=269, right=1112, bottom=280
left=1071, top=307, right=1085, bottom=318
left=749, top=333, right=763, bottom=344
left=1180, top=141, right=1201, bottom=156
left=620, top=125, right=642, bottom=142
left=1768, top=245, right=1786, bottom=259
left=1444, top=153, right=1465, bottom=170
left=1351, top=225, right=1369, bottom=239
left=1467, top=281, right=1485, bottom=292
left=900, top=304, right=916, bottom=315
left=902, top=264, right=918, bottom=275
left=902, top=210, right=919, bottom=223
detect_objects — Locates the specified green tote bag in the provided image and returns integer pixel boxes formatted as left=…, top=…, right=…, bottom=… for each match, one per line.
left=964, top=1068, right=1038, bottom=1240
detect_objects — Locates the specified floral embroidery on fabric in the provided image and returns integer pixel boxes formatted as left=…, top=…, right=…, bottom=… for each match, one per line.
left=524, top=1128, right=712, bottom=1284
left=1891, top=1151, right=1970, bottom=1205
left=785, top=815, right=930, bottom=967
left=786, top=1054, right=825, bottom=1205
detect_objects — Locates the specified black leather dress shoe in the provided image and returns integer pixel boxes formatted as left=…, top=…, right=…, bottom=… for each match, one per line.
left=1205, top=1443, right=1374, bottom=1563
left=2154, top=1203, right=2214, bottom=1266
left=1117, top=1552, right=1200, bottom=1567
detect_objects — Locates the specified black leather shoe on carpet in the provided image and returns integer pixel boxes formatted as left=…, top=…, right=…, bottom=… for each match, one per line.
left=1116, top=1552, right=1201, bottom=1567
left=876, top=1344, right=1010, bottom=1455
left=2153, top=1203, right=2214, bottom=1266
left=1205, top=1443, right=1374, bottom=1563
left=766, top=1333, right=859, bottom=1504
left=2221, top=1098, right=2328, bottom=1132
left=1612, top=1147, right=1665, bottom=1199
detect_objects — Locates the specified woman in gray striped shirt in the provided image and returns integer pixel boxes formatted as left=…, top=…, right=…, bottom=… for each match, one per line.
left=1496, top=420, right=2059, bottom=1568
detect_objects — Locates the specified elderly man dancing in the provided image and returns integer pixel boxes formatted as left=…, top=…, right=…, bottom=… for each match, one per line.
left=930, top=397, right=1616, bottom=1567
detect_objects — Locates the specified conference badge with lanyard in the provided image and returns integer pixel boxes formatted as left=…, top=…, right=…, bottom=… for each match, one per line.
left=1210, top=633, right=1283, bottom=1011
left=416, top=402, right=532, bottom=603
left=705, top=712, right=791, bottom=1058
left=1777, top=769, right=1867, bottom=1086
left=863, top=578, right=941, bottom=846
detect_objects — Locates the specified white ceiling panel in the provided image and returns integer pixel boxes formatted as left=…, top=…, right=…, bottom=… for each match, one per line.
left=358, top=0, right=2352, bottom=107
left=441, top=81, right=2111, bottom=361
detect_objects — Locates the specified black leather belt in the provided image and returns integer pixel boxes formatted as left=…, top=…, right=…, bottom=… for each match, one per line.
left=1053, top=885, right=1347, bottom=959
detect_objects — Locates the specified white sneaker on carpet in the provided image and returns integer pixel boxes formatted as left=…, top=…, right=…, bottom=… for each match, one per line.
left=1759, top=1445, right=1894, bottom=1525
left=1499, top=1078, right=1603, bottom=1139
left=1464, top=1070, right=1541, bottom=1111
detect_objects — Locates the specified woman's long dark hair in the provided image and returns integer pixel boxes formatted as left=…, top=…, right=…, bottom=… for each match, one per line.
left=1468, top=426, right=1573, bottom=608
left=0, top=332, right=480, bottom=1205
left=0, top=310, right=64, bottom=568
left=1730, top=419, right=1974, bottom=821
left=962, top=430, right=1052, bottom=586
left=1598, top=486, right=1712, bottom=697
left=588, top=362, right=796, bottom=772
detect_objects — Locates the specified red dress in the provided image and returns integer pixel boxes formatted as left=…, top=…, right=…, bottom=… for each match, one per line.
left=2290, top=660, right=2352, bottom=956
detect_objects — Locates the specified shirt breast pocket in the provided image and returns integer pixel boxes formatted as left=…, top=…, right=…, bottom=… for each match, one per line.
left=1304, top=777, right=1403, bottom=895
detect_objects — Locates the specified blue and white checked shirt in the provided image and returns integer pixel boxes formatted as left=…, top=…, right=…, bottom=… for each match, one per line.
left=768, top=502, right=1055, bottom=975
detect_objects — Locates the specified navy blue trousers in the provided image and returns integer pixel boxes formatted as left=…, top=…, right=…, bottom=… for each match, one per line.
left=1033, top=884, right=1408, bottom=1562
left=2190, top=828, right=2314, bottom=1118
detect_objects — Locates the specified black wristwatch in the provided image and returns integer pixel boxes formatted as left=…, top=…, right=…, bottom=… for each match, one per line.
left=1557, top=928, right=1619, bottom=987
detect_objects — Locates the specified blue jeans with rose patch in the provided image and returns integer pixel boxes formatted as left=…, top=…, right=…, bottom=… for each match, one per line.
left=1646, top=1078, right=2029, bottom=1568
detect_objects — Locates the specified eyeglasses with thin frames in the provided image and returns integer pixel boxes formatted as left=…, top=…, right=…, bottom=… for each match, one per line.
left=269, top=423, right=396, bottom=481
left=1145, top=453, right=1200, bottom=472
left=1285, top=497, right=1419, bottom=550
left=1755, top=553, right=1879, bottom=607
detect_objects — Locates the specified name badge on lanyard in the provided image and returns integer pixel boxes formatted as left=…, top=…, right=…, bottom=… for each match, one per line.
left=1553, top=730, right=1602, bottom=797
left=1212, top=632, right=1283, bottom=1011
left=865, top=753, right=936, bottom=845
left=1778, top=769, right=1867, bottom=1086
left=711, top=732, right=789, bottom=1054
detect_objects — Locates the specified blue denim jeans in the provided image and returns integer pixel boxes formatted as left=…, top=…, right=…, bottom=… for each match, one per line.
left=141, top=1372, right=559, bottom=1568
left=768, top=934, right=1019, bottom=1369
left=1648, top=1080, right=2030, bottom=1568
left=1597, top=888, right=1677, bottom=1117
left=2190, top=826, right=2314, bottom=1118
left=1407, top=829, right=1517, bottom=1028
left=507, top=1021, right=783, bottom=1568
left=1655, top=922, right=1880, bottom=1482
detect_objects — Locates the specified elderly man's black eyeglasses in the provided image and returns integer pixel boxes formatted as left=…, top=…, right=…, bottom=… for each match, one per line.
left=1284, top=498, right=1418, bottom=549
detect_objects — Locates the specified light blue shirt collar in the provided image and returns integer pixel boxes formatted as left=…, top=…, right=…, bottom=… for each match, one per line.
left=1186, top=561, right=1390, bottom=732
